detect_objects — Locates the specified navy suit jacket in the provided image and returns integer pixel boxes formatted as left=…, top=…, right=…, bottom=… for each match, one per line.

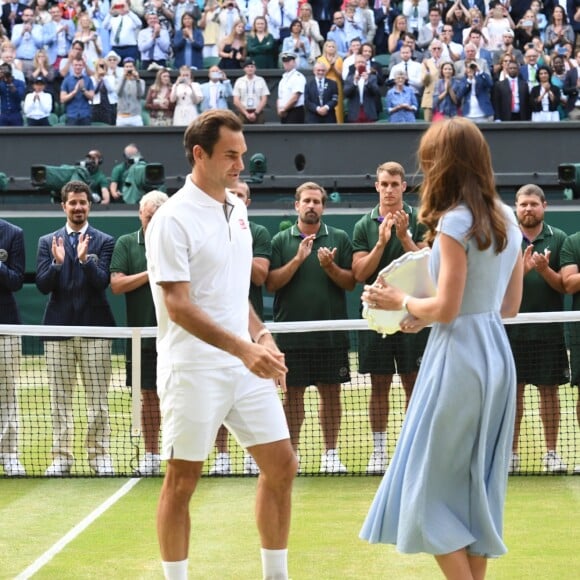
left=459, top=72, right=494, bottom=117
left=304, top=77, right=338, bottom=123
left=0, top=218, right=24, bottom=324
left=35, top=225, right=116, bottom=328
left=344, top=73, right=381, bottom=122
left=493, top=77, right=531, bottom=120
left=563, top=67, right=579, bottom=112
left=1, top=3, right=27, bottom=37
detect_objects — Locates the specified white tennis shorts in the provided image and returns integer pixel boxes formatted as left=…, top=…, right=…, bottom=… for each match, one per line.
left=157, top=363, right=290, bottom=461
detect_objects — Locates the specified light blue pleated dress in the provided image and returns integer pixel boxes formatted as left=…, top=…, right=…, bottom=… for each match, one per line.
left=360, top=204, right=522, bottom=558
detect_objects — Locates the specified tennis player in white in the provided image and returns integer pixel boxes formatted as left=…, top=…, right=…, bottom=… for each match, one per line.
left=146, top=110, right=297, bottom=580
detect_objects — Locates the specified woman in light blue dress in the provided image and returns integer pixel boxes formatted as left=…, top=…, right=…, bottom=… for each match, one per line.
left=360, top=117, right=524, bottom=579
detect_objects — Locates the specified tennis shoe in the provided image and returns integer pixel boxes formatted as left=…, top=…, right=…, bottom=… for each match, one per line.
left=542, top=451, right=567, bottom=473
left=94, top=455, right=115, bottom=476
left=136, top=452, right=161, bottom=476
left=366, top=450, right=388, bottom=474
left=508, top=452, right=521, bottom=474
left=209, top=452, right=231, bottom=476
left=3, top=454, right=26, bottom=476
left=45, top=457, right=73, bottom=476
left=243, top=452, right=260, bottom=475
left=320, top=449, right=347, bottom=474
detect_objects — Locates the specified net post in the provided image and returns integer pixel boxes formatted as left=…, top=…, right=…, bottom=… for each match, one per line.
left=131, top=327, right=142, bottom=437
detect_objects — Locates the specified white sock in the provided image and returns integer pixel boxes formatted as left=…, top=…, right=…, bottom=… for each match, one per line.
left=162, top=559, right=188, bottom=580
left=372, top=432, right=386, bottom=454
left=261, top=548, right=288, bottom=580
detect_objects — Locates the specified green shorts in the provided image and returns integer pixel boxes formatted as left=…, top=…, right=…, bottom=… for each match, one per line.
left=509, top=338, right=570, bottom=386
left=283, top=348, right=351, bottom=387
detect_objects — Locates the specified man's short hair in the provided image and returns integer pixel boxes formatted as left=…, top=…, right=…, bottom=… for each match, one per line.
left=183, top=110, right=243, bottom=166
left=295, top=181, right=327, bottom=204
left=140, top=190, right=169, bottom=209
left=376, top=161, right=405, bottom=181
left=515, top=184, right=545, bottom=202
left=61, top=180, right=91, bottom=203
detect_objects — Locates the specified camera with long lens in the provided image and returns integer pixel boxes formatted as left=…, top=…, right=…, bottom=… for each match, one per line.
left=31, top=164, right=92, bottom=202
left=558, top=163, right=580, bottom=200
left=121, top=161, right=166, bottom=204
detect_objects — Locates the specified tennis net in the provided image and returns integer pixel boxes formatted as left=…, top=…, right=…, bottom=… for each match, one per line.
left=1, top=312, right=578, bottom=477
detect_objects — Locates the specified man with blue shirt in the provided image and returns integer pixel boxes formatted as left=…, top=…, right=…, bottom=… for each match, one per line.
left=10, top=7, right=43, bottom=76
left=60, top=56, right=94, bottom=125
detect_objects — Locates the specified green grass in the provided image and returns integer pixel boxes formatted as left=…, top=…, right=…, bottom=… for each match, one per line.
left=1, top=477, right=579, bottom=579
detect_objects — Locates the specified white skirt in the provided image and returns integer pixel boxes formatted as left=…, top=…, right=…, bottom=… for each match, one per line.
left=531, top=110, right=559, bottom=122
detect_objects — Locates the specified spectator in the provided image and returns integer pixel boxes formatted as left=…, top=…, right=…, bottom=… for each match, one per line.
left=402, top=0, right=428, bottom=39
left=312, top=0, right=342, bottom=39
left=352, top=161, right=427, bottom=473
left=23, top=75, right=52, bottom=126
left=455, top=41, right=490, bottom=78
left=385, top=70, right=417, bottom=122
left=209, top=180, right=272, bottom=477
left=43, top=5, right=75, bottom=69
left=416, top=6, right=443, bottom=51
left=317, top=39, right=344, bottom=122
left=267, top=181, right=355, bottom=473
left=246, top=15, right=277, bottom=69
left=550, top=54, right=568, bottom=115
left=466, top=27, right=493, bottom=70
left=484, top=2, right=515, bottom=51
left=138, top=11, right=171, bottom=70
left=115, top=57, right=145, bottom=127
left=214, top=0, right=246, bottom=45
left=59, top=40, right=95, bottom=80
left=459, top=58, right=494, bottom=122
left=344, top=53, right=381, bottom=121
left=145, top=67, right=175, bottom=126
left=360, top=42, right=386, bottom=86
left=462, top=7, right=489, bottom=47
left=343, top=2, right=365, bottom=44
left=60, top=56, right=94, bottom=125
left=104, top=49, right=123, bottom=84
left=561, top=229, right=580, bottom=475
left=198, top=0, right=220, bottom=58
left=110, top=190, right=169, bottom=476
left=299, top=3, right=324, bottom=65
left=0, top=218, right=25, bottom=477
left=0, top=43, right=25, bottom=82
left=433, top=60, right=462, bottom=118
left=563, top=60, right=580, bottom=120
left=356, top=0, right=377, bottom=45
left=218, top=19, right=247, bottom=69
left=341, top=37, right=362, bottom=82
left=388, top=45, right=423, bottom=97
left=172, top=11, right=204, bottom=70
left=529, top=0, right=548, bottom=40
left=445, top=0, right=470, bottom=45
left=173, top=0, right=202, bottom=32
left=277, top=51, right=306, bottom=123
left=102, top=0, right=142, bottom=64
left=304, top=60, right=339, bottom=122
left=514, top=9, right=539, bottom=51
left=281, top=19, right=311, bottom=69
left=142, top=0, right=175, bottom=32
left=265, top=0, right=298, bottom=47
left=495, top=51, right=516, bottom=81
left=529, top=64, right=561, bottom=121
left=36, top=180, right=116, bottom=477
left=520, top=46, right=540, bottom=91
left=232, top=58, right=270, bottom=124
left=91, top=57, right=118, bottom=125
left=170, top=65, right=203, bottom=126
left=544, top=5, right=575, bottom=52
left=492, top=29, right=523, bottom=76
left=390, top=32, right=424, bottom=65
left=420, top=39, right=443, bottom=121
left=373, top=0, right=400, bottom=56
left=27, top=48, right=55, bottom=96
left=387, top=14, right=407, bottom=54
left=10, top=6, right=43, bottom=77
left=110, top=143, right=142, bottom=202
left=200, top=64, right=233, bottom=111
left=327, top=11, right=350, bottom=57
left=31, top=0, right=51, bottom=25
left=74, top=12, right=103, bottom=70
left=493, top=59, right=531, bottom=120
left=1, top=1, right=27, bottom=38
left=507, top=184, right=569, bottom=474
left=85, top=0, right=111, bottom=56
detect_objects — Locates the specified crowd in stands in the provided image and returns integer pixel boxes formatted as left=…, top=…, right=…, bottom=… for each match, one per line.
left=1, top=0, right=580, bottom=125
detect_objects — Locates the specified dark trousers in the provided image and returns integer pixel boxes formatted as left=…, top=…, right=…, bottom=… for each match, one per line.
left=65, top=115, right=91, bottom=126
left=0, top=113, right=23, bottom=126
left=27, top=117, right=51, bottom=126
left=281, top=106, right=305, bottom=124
left=112, top=45, right=139, bottom=64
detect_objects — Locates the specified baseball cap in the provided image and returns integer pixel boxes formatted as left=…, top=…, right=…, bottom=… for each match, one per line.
left=123, top=56, right=135, bottom=64
left=503, top=28, right=514, bottom=37
left=243, top=58, right=256, bottom=67
left=33, top=76, right=46, bottom=84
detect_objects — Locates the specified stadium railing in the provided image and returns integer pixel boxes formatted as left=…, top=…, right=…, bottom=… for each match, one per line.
left=0, top=311, right=578, bottom=477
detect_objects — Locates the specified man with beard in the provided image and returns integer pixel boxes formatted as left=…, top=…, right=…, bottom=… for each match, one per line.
left=36, top=180, right=116, bottom=476
left=507, top=184, right=569, bottom=474
left=352, top=161, right=427, bottom=474
left=267, top=182, right=355, bottom=473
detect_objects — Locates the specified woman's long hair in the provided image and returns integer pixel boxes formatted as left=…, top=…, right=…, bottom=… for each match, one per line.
left=418, top=117, right=508, bottom=252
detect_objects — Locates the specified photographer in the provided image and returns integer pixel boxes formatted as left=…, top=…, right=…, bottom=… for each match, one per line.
left=0, top=63, right=25, bottom=127
left=115, top=56, right=145, bottom=126
left=60, top=56, right=94, bottom=125
left=110, top=143, right=142, bottom=202
left=84, top=150, right=112, bottom=204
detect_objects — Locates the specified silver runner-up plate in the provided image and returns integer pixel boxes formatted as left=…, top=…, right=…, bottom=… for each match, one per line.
left=363, top=247, right=436, bottom=336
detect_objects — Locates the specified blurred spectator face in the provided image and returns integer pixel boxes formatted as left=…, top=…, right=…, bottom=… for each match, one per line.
left=313, top=63, right=326, bottom=79
left=464, top=44, right=476, bottom=60
left=333, top=13, right=345, bottom=28
left=516, top=193, right=545, bottom=228
left=440, top=26, right=453, bottom=42
left=361, top=45, right=373, bottom=60
left=524, top=49, right=538, bottom=64
left=349, top=40, right=362, bottom=54
left=400, top=46, right=412, bottom=61
left=22, top=8, right=34, bottom=23
left=49, top=6, right=62, bottom=20
left=428, top=10, right=440, bottom=26
left=507, top=61, right=519, bottom=78
left=72, top=60, right=84, bottom=76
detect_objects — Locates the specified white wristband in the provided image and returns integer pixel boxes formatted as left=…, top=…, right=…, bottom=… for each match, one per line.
left=253, top=328, right=271, bottom=343
left=402, top=295, right=411, bottom=313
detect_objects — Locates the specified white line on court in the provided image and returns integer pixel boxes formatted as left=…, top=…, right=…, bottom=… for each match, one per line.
left=15, top=477, right=142, bottom=580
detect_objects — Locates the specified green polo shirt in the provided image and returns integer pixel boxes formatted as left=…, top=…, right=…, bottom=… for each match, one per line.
left=508, top=222, right=567, bottom=342
left=270, top=221, right=352, bottom=350
left=560, top=231, right=580, bottom=344
left=87, top=168, right=109, bottom=195
left=110, top=229, right=157, bottom=329
left=352, top=202, right=427, bottom=285
left=110, top=162, right=129, bottom=192
left=249, top=220, right=271, bottom=320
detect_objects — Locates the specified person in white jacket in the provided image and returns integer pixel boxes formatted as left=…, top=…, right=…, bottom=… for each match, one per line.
left=23, top=76, right=53, bottom=126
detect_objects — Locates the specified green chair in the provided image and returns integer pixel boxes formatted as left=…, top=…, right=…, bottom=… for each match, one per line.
left=374, top=54, right=390, bottom=68
left=48, top=113, right=60, bottom=126
left=202, top=56, right=220, bottom=69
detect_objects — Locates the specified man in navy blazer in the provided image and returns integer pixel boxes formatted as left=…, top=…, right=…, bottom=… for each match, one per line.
left=36, top=180, right=116, bottom=477
left=0, top=218, right=26, bottom=476
left=344, top=54, right=381, bottom=122
left=304, top=62, right=339, bottom=123
left=493, top=60, right=531, bottom=121
left=1, top=1, right=26, bottom=37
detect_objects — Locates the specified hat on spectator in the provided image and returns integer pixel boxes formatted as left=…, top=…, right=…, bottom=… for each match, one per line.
left=33, top=76, right=46, bottom=84
left=122, top=56, right=135, bottom=64
left=503, top=28, right=515, bottom=37
left=105, top=50, right=121, bottom=63
left=281, top=51, right=297, bottom=61
left=243, top=58, right=256, bottom=67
